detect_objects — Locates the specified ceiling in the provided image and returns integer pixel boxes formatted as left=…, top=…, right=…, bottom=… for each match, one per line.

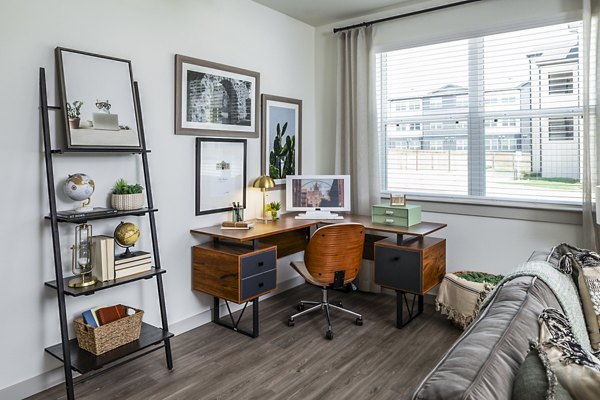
left=251, top=0, right=414, bottom=27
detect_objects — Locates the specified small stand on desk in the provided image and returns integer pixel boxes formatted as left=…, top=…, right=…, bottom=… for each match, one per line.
left=295, top=210, right=344, bottom=220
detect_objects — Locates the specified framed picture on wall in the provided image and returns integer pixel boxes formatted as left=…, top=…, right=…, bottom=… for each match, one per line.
left=175, top=54, right=260, bottom=138
left=261, top=94, right=302, bottom=188
left=195, top=138, right=247, bottom=215
left=56, top=47, right=142, bottom=149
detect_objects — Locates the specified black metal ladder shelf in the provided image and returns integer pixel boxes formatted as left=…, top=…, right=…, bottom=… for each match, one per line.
left=39, top=67, right=173, bottom=400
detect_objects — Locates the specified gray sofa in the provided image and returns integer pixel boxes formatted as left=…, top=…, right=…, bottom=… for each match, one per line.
left=412, top=251, right=564, bottom=400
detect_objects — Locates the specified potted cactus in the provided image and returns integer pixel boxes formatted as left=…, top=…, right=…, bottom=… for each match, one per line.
left=66, top=101, right=84, bottom=129
left=265, top=201, right=281, bottom=221
left=111, top=178, right=144, bottom=211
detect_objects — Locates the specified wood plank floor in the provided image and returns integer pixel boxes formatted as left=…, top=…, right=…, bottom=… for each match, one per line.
left=28, top=284, right=461, bottom=400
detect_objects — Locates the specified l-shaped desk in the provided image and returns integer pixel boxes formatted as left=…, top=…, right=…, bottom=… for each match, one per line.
left=190, top=214, right=447, bottom=337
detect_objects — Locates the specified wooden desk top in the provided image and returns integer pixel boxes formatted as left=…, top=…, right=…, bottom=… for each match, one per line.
left=190, top=214, right=446, bottom=243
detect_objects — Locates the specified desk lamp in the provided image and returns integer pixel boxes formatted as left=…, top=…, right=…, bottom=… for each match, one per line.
left=252, top=175, right=275, bottom=222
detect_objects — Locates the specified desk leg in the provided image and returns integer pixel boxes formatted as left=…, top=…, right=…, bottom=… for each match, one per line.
left=212, top=296, right=260, bottom=338
left=396, top=291, right=424, bottom=329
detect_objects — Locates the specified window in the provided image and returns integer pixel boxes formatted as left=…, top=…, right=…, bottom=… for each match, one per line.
left=376, top=21, right=587, bottom=204
left=548, top=72, right=574, bottom=94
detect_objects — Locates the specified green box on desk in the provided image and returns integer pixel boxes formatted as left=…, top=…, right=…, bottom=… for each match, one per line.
left=371, top=204, right=422, bottom=226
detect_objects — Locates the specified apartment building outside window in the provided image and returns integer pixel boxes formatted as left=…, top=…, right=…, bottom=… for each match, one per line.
left=376, top=21, right=585, bottom=204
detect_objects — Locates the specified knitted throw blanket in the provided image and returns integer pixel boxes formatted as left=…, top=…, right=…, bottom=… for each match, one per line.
left=481, top=260, right=592, bottom=352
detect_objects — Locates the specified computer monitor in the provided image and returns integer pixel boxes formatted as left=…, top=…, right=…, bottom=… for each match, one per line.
left=286, top=175, right=351, bottom=219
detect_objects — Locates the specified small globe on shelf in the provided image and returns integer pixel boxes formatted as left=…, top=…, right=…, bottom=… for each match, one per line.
left=64, top=173, right=95, bottom=212
left=114, top=221, right=140, bottom=258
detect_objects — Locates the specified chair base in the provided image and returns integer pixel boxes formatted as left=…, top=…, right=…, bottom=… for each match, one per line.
left=287, top=286, right=363, bottom=340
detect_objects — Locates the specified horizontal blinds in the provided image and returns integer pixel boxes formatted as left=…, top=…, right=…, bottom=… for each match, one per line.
left=376, top=21, right=591, bottom=204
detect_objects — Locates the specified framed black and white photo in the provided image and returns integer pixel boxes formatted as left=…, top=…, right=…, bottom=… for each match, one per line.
left=56, top=47, right=141, bottom=149
left=175, top=55, right=260, bottom=138
left=195, top=138, right=247, bottom=215
left=261, top=94, right=302, bottom=188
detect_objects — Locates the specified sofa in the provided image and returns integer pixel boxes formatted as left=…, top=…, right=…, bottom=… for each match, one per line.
left=411, top=250, right=573, bottom=400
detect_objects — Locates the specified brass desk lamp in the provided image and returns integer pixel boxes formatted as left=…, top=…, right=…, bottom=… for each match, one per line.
left=252, top=175, right=275, bottom=222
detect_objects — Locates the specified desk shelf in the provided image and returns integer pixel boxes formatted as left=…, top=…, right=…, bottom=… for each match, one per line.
left=45, top=207, right=158, bottom=224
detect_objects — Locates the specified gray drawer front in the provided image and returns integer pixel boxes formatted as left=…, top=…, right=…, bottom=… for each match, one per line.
left=375, top=246, right=421, bottom=292
left=241, top=249, right=277, bottom=279
left=241, top=269, right=276, bottom=301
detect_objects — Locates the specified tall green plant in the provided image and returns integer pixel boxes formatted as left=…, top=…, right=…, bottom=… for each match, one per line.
left=269, top=122, right=295, bottom=179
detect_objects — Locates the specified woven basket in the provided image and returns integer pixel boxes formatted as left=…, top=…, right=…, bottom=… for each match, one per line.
left=111, top=193, right=144, bottom=211
left=74, top=306, right=143, bottom=355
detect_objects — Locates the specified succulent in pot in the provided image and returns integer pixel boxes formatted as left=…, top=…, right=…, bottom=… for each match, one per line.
left=111, top=178, right=144, bottom=211
left=66, top=100, right=84, bottom=129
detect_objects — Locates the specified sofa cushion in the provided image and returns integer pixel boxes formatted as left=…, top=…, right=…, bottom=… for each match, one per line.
left=512, top=348, right=573, bottom=400
left=413, top=276, right=561, bottom=400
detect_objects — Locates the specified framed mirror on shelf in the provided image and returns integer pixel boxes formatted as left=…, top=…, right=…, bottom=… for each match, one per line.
left=195, top=138, right=247, bottom=216
left=56, top=47, right=141, bottom=149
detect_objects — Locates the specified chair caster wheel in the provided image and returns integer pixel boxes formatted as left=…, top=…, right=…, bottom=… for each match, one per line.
left=356, top=318, right=363, bottom=326
left=335, top=302, right=343, bottom=308
left=288, top=319, right=295, bottom=327
left=297, top=304, right=305, bottom=311
left=325, top=330, right=334, bottom=340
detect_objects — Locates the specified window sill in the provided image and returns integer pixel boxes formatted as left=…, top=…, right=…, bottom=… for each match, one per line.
left=384, top=195, right=582, bottom=225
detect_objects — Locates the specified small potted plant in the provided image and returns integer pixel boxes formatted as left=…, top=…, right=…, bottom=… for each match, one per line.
left=265, top=201, right=281, bottom=221
left=111, top=178, right=144, bottom=211
left=66, top=101, right=84, bottom=129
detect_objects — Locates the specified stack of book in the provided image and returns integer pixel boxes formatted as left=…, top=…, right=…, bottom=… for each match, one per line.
left=91, top=235, right=115, bottom=281
left=114, top=251, right=152, bottom=278
left=82, top=304, right=130, bottom=327
left=221, top=220, right=255, bottom=230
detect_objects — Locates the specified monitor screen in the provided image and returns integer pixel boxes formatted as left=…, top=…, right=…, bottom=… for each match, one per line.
left=285, top=175, right=351, bottom=212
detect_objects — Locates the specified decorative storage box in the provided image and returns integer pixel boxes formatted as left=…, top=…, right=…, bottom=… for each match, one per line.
left=74, top=305, right=143, bottom=355
left=372, top=204, right=422, bottom=227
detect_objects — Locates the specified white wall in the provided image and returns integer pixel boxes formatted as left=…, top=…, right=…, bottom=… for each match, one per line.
left=314, top=0, right=583, bottom=275
left=0, top=0, right=314, bottom=396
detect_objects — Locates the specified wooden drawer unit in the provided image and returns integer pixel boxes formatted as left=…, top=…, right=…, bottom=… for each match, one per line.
left=371, top=204, right=421, bottom=227
left=374, top=237, right=446, bottom=295
left=192, top=242, right=277, bottom=303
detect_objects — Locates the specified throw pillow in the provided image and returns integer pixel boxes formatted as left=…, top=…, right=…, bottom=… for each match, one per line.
left=512, top=346, right=573, bottom=400
left=571, top=262, right=600, bottom=351
left=538, top=308, right=600, bottom=400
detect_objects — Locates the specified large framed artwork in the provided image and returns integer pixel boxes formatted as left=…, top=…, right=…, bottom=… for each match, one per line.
left=261, top=94, right=302, bottom=188
left=175, top=55, right=260, bottom=138
left=195, top=138, right=247, bottom=216
left=56, top=47, right=141, bottom=149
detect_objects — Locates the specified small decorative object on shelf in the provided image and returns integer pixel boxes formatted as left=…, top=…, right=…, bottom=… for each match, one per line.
left=389, top=193, right=406, bottom=206
left=111, top=178, right=144, bottom=211
left=66, top=100, right=83, bottom=129
left=266, top=201, right=281, bottom=221
left=114, top=221, right=140, bottom=258
left=232, top=202, right=244, bottom=222
left=68, top=223, right=97, bottom=288
left=64, top=173, right=95, bottom=212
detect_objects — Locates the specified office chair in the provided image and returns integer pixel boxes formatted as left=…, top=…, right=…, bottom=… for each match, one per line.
left=287, top=223, right=365, bottom=340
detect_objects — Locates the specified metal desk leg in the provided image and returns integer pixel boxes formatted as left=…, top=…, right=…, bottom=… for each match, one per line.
left=212, top=296, right=260, bottom=338
left=396, top=291, right=424, bottom=328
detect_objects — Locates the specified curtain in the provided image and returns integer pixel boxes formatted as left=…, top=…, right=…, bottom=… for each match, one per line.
left=335, top=26, right=381, bottom=292
left=582, top=0, right=600, bottom=250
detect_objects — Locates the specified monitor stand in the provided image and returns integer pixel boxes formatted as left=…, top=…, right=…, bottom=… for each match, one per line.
left=295, top=210, right=344, bottom=220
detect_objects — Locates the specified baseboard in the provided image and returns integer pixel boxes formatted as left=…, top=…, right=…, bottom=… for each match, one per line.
left=0, top=276, right=305, bottom=399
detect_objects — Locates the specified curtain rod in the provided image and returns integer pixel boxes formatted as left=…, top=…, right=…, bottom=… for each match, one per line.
left=333, top=0, right=483, bottom=33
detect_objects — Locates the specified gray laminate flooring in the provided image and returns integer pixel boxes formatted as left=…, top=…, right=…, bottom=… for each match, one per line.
left=28, top=283, right=461, bottom=400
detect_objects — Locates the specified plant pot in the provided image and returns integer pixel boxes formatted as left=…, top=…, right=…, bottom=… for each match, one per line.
left=111, top=193, right=144, bottom=211
left=69, top=117, right=80, bottom=129
left=270, top=211, right=279, bottom=221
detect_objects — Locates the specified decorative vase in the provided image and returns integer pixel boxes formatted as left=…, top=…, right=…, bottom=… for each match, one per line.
left=69, top=117, right=80, bottom=129
left=111, top=193, right=144, bottom=211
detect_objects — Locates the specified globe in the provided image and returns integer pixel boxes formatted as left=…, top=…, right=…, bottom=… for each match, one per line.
left=114, top=222, right=140, bottom=248
left=64, top=173, right=95, bottom=202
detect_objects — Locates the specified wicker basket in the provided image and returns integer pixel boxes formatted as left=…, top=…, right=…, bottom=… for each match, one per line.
left=74, top=306, right=143, bottom=355
left=111, top=193, right=144, bottom=211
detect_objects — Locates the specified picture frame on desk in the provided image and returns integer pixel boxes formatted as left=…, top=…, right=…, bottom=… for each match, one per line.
left=261, top=94, right=302, bottom=189
left=195, top=138, right=247, bottom=216
left=55, top=47, right=142, bottom=149
left=174, top=54, right=260, bottom=138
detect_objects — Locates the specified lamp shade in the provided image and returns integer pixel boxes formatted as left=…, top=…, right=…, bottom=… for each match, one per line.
left=252, top=175, right=275, bottom=189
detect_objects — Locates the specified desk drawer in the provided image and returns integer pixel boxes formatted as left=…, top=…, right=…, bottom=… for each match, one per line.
left=241, top=249, right=277, bottom=279
left=241, top=269, right=276, bottom=301
left=374, top=245, right=421, bottom=293
left=372, top=215, right=408, bottom=227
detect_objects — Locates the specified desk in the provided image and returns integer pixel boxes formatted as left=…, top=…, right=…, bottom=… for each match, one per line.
left=191, top=214, right=447, bottom=336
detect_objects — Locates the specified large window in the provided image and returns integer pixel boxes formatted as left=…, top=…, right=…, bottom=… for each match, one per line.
left=376, top=21, right=586, bottom=204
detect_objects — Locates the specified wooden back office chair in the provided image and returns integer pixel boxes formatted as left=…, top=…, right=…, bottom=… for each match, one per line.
left=287, top=223, right=365, bottom=340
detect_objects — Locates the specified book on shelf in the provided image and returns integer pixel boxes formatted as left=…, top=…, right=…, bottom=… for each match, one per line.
left=115, top=263, right=153, bottom=279
left=96, top=304, right=128, bottom=325
left=221, top=220, right=255, bottom=230
left=91, top=235, right=115, bottom=281
left=114, top=257, right=152, bottom=271
left=115, top=250, right=151, bottom=264
left=56, top=207, right=118, bottom=220
left=82, top=309, right=98, bottom=328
